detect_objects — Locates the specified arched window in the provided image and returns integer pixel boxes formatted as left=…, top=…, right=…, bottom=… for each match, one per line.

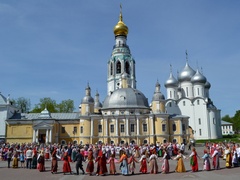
left=116, top=61, right=121, bottom=74
left=143, top=139, right=148, bottom=144
left=172, top=124, right=176, bottom=131
left=110, top=62, right=113, bottom=75
left=125, top=61, right=130, bottom=74
left=73, top=140, right=77, bottom=144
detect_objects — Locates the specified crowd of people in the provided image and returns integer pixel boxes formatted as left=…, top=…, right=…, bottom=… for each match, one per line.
left=0, top=141, right=240, bottom=176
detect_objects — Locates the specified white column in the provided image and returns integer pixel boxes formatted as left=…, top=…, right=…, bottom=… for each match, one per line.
left=36, top=129, right=39, bottom=143
left=46, top=129, right=49, bottom=144
left=115, top=118, right=118, bottom=136
left=136, top=117, right=140, bottom=135
left=179, top=120, right=183, bottom=135
left=151, top=117, right=154, bottom=135
left=32, top=129, right=36, bottom=142
left=105, top=119, right=108, bottom=136
left=91, top=118, right=94, bottom=136
left=126, top=118, right=129, bottom=136
left=49, top=129, right=52, bottom=143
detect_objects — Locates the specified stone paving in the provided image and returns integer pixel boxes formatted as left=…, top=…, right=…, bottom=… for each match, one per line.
left=1, top=145, right=240, bottom=180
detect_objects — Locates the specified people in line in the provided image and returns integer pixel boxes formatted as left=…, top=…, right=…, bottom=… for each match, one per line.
left=0, top=141, right=240, bottom=176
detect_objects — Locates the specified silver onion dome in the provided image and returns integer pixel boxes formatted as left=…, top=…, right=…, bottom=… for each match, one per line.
left=178, top=62, right=196, bottom=82
left=205, top=81, right=211, bottom=89
left=81, top=96, right=94, bottom=104
left=165, top=72, right=178, bottom=88
left=102, top=88, right=149, bottom=109
left=191, top=69, right=207, bottom=84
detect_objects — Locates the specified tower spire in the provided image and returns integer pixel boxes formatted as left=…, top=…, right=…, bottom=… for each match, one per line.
left=185, top=50, right=188, bottom=63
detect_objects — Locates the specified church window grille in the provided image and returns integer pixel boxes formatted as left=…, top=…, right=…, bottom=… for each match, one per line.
left=116, top=61, right=121, bottom=74
left=172, top=124, right=176, bottom=131
left=125, top=61, right=130, bottom=74
left=120, top=124, right=125, bottom=133
left=143, top=140, right=148, bottom=144
left=198, top=118, right=201, bottom=125
left=170, top=91, right=172, bottom=98
left=61, top=140, right=66, bottom=145
left=162, top=124, right=166, bottom=132
left=130, top=124, right=135, bottom=132
left=183, top=101, right=186, bottom=106
left=213, top=118, right=216, bottom=125
left=73, top=126, right=77, bottom=134
left=186, top=87, right=189, bottom=97
left=182, top=124, right=186, bottom=131
left=169, top=102, right=172, bottom=107
left=61, top=127, right=66, bottom=133
left=143, top=124, right=147, bottom=132
left=110, top=62, right=113, bottom=75
left=80, top=126, right=83, bottom=134
left=98, top=125, right=102, bottom=133
left=197, top=88, right=200, bottom=95
left=199, top=129, right=202, bottom=136
left=110, top=124, right=114, bottom=133
left=197, top=100, right=200, bottom=105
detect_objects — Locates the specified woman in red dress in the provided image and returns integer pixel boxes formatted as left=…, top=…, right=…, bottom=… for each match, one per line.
left=189, top=147, right=200, bottom=172
left=37, top=151, right=45, bottom=172
left=86, top=149, right=94, bottom=175
left=63, top=152, right=72, bottom=175
left=139, top=153, right=147, bottom=174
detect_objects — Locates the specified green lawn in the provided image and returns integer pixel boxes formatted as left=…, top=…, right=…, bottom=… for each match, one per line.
left=196, top=134, right=240, bottom=144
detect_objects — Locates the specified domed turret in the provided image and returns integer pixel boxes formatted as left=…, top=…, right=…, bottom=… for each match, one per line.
left=165, top=72, right=178, bottom=88
left=38, top=107, right=51, bottom=119
left=191, top=69, right=207, bottom=84
left=178, top=62, right=196, bottom=82
left=113, top=6, right=128, bottom=36
left=152, top=81, right=165, bottom=101
left=81, top=83, right=94, bottom=104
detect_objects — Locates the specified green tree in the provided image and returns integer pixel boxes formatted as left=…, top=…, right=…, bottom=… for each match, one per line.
left=57, top=99, right=75, bottom=113
left=30, top=97, right=75, bottom=113
left=222, top=115, right=233, bottom=123
left=12, top=97, right=31, bottom=113
left=232, top=110, right=240, bottom=133
left=31, top=97, right=58, bottom=113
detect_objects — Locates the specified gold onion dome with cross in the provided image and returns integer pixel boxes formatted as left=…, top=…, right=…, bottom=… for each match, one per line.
left=113, top=6, right=128, bottom=36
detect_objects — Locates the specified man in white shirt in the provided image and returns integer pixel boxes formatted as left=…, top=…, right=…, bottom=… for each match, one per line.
left=26, top=147, right=33, bottom=169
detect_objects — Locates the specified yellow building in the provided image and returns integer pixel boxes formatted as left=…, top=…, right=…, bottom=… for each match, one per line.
left=5, top=7, right=190, bottom=145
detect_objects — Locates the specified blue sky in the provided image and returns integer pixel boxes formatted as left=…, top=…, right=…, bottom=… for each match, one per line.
left=0, top=0, right=239, bottom=117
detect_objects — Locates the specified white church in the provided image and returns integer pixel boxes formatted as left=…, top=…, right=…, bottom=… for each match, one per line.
left=164, top=57, right=222, bottom=140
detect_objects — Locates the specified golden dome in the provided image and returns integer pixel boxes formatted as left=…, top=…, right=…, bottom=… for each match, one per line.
left=113, top=6, right=128, bottom=36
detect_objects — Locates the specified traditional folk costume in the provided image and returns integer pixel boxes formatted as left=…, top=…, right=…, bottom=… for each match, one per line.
left=149, top=152, right=158, bottom=174
left=37, top=152, right=45, bottom=172
left=86, top=149, right=94, bottom=175
left=119, top=152, right=129, bottom=175
left=95, top=149, right=108, bottom=176
left=212, top=148, right=220, bottom=170
left=107, top=154, right=118, bottom=175
left=19, top=152, right=25, bottom=168
left=51, top=148, right=58, bottom=174
left=174, top=152, right=186, bottom=173
left=32, top=153, right=37, bottom=169
left=139, top=154, right=147, bottom=174
left=161, top=151, right=170, bottom=174
left=12, top=151, right=19, bottom=168
left=202, top=150, right=211, bottom=171
left=45, top=147, right=50, bottom=161
left=128, top=154, right=138, bottom=174
left=189, top=148, right=199, bottom=172
left=62, top=152, right=72, bottom=174
left=225, top=147, right=232, bottom=168
left=134, top=146, right=140, bottom=158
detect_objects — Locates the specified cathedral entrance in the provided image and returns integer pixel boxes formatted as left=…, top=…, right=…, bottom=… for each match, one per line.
left=39, top=134, right=46, bottom=143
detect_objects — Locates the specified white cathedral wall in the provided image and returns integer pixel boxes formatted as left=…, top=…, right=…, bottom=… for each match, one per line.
left=0, top=107, right=7, bottom=138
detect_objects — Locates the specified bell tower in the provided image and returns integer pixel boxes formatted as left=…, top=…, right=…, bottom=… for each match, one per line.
left=107, top=5, right=136, bottom=95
